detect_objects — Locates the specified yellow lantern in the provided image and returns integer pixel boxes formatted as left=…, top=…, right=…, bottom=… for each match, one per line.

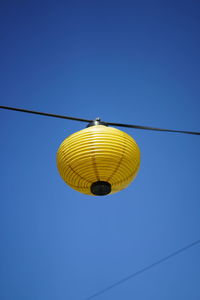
left=56, top=119, right=140, bottom=196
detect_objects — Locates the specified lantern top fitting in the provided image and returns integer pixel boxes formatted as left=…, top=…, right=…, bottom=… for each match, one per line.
left=86, top=117, right=108, bottom=128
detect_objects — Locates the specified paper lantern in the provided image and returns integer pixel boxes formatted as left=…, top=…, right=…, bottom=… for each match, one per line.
left=56, top=122, right=140, bottom=196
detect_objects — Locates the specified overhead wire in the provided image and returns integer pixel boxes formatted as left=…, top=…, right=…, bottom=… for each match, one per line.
left=83, top=239, right=200, bottom=300
left=107, top=121, right=200, bottom=135
left=0, top=105, right=92, bottom=123
left=1, top=105, right=200, bottom=135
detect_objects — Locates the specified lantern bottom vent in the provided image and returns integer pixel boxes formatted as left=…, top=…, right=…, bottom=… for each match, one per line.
left=90, top=181, right=111, bottom=196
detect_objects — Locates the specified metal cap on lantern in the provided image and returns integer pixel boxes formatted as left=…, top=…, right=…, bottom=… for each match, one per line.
left=56, top=119, right=140, bottom=196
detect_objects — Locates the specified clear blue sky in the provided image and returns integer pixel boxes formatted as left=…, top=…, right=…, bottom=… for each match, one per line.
left=0, top=0, right=200, bottom=299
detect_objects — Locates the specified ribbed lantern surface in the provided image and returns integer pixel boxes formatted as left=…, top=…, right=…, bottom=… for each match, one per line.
left=56, top=125, right=140, bottom=196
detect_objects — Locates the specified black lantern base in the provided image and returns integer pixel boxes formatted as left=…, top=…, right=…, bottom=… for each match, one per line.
left=90, top=181, right=111, bottom=196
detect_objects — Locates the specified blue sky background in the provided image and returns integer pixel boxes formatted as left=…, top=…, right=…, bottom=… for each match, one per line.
left=0, top=0, right=200, bottom=299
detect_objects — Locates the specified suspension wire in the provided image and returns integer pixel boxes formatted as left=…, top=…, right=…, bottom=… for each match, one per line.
left=0, top=105, right=92, bottom=123
left=107, top=121, right=200, bottom=135
left=1, top=105, right=200, bottom=135
left=83, top=239, right=200, bottom=300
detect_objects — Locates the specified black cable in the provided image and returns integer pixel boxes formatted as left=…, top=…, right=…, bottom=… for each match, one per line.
left=1, top=105, right=200, bottom=135
left=107, top=121, right=200, bottom=135
left=0, top=105, right=92, bottom=123
left=83, top=239, right=200, bottom=300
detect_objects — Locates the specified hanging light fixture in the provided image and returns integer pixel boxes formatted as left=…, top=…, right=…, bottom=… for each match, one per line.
left=56, top=119, right=140, bottom=196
